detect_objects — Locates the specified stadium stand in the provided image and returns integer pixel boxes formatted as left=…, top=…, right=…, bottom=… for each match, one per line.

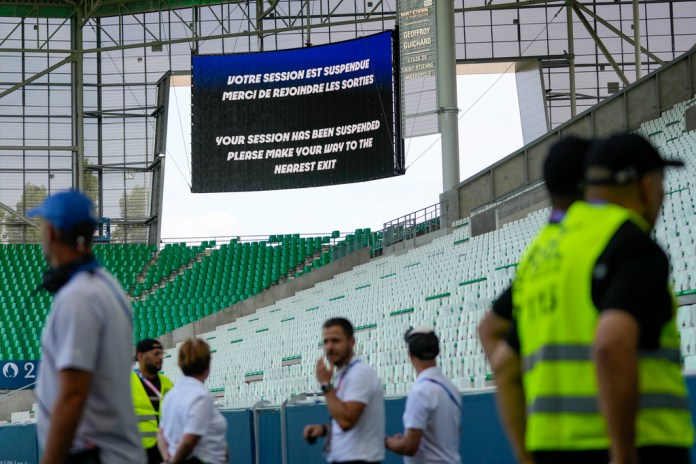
left=2, top=96, right=695, bottom=418
left=0, top=233, right=355, bottom=360
left=0, top=244, right=45, bottom=360
left=158, top=209, right=549, bottom=407
left=132, top=235, right=339, bottom=340
left=93, top=243, right=156, bottom=293
left=154, top=96, right=696, bottom=408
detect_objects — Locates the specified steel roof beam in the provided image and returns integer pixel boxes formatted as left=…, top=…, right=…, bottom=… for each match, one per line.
left=0, top=54, right=74, bottom=99
left=572, top=4, right=630, bottom=87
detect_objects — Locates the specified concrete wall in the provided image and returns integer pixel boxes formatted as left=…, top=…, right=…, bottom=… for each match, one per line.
left=497, top=184, right=550, bottom=227
left=469, top=183, right=549, bottom=237
left=687, top=104, right=696, bottom=132
left=442, top=48, right=696, bottom=220
left=0, top=390, right=35, bottom=422
left=159, top=248, right=372, bottom=349
left=379, top=226, right=451, bottom=258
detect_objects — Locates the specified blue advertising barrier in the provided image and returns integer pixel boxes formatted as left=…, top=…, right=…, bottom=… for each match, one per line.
left=284, top=394, right=515, bottom=464
left=0, top=424, right=38, bottom=463
left=0, top=361, right=39, bottom=390
left=5, top=377, right=696, bottom=463
left=222, top=409, right=254, bottom=464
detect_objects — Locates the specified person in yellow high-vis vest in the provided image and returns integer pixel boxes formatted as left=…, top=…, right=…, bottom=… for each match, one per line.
left=496, top=133, right=694, bottom=464
left=480, top=135, right=591, bottom=464
left=132, top=338, right=174, bottom=464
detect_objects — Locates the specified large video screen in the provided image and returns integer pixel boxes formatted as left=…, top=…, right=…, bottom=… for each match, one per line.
left=191, top=31, right=403, bottom=192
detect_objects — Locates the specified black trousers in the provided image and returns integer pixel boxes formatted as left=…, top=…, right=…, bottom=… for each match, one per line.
left=145, top=445, right=163, bottom=464
left=66, top=448, right=100, bottom=464
left=534, top=446, right=690, bottom=464
left=182, top=458, right=205, bottom=464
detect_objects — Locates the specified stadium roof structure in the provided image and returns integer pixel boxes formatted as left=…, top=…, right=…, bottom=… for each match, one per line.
left=0, top=0, right=694, bottom=244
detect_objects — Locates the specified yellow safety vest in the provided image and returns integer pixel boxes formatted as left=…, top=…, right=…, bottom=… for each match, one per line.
left=514, top=201, right=693, bottom=451
left=131, top=370, right=173, bottom=449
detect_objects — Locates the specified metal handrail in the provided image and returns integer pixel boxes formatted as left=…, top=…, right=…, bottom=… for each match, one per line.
left=0, top=380, right=38, bottom=412
left=381, top=200, right=448, bottom=248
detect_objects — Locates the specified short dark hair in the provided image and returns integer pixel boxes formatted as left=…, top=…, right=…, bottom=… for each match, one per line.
left=323, top=317, right=354, bottom=338
left=56, top=220, right=95, bottom=248
left=404, top=329, right=440, bottom=360
left=543, top=135, right=591, bottom=197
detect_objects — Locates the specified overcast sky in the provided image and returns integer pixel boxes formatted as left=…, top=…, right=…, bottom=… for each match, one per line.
left=160, top=73, right=524, bottom=242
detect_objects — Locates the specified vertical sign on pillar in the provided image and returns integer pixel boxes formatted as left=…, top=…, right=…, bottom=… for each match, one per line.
left=398, top=0, right=439, bottom=137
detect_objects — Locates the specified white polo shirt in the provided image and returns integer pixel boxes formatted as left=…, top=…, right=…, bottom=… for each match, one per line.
left=403, top=366, right=461, bottom=464
left=37, top=267, right=144, bottom=463
left=328, top=357, right=385, bottom=463
left=161, top=375, right=228, bottom=464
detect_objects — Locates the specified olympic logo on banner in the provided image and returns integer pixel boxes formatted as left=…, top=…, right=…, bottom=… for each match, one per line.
left=2, top=362, right=18, bottom=378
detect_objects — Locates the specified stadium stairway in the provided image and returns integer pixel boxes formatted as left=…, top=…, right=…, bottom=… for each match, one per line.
left=131, top=242, right=216, bottom=300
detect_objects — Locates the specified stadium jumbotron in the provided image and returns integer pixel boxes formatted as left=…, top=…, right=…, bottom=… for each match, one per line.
left=1, top=0, right=696, bottom=462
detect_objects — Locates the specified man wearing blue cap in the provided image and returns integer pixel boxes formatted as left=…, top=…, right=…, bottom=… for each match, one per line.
left=29, top=190, right=144, bottom=464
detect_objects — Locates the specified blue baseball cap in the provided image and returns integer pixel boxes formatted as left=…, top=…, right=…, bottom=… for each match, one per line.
left=27, top=190, right=96, bottom=232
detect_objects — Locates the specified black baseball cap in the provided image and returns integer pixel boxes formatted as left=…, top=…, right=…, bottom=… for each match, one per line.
left=585, top=133, right=684, bottom=185
left=136, top=338, right=163, bottom=353
left=404, top=327, right=440, bottom=360
left=543, top=135, right=591, bottom=196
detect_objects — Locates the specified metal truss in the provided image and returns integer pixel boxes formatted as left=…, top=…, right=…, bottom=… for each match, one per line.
left=0, top=0, right=694, bottom=243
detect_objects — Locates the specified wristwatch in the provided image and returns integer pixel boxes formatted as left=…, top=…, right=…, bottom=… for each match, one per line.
left=320, top=382, right=333, bottom=393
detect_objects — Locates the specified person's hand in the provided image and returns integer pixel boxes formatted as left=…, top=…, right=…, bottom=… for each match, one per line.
left=316, top=357, right=334, bottom=384
left=384, top=433, right=402, bottom=451
left=303, top=424, right=325, bottom=444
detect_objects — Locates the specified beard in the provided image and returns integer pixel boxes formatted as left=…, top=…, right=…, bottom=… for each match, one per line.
left=144, top=361, right=161, bottom=375
left=332, top=348, right=352, bottom=368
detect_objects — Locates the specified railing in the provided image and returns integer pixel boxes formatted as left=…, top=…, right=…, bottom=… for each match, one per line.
left=160, top=232, right=347, bottom=249
left=134, top=201, right=449, bottom=260
left=381, top=201, right=447, bottom=249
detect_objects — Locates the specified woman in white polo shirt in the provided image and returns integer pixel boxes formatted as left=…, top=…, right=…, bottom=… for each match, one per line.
left=158, top=339, right=228, bottom=464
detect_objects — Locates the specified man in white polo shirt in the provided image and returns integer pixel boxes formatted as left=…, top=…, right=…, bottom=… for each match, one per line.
left=303, top=317, right=385, bottom=463
left=29, top=190, right=144, bottom=464
left=386, top=328, right=462, bottom=463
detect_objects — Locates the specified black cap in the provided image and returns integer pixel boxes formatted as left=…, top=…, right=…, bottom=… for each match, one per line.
left=404, top=327, right=440, bottom=360
left=543, top=135, right=591, bottom=196
left=585, top=133, right=684, bottom=185
left=136, top=338, right=163, bottom=353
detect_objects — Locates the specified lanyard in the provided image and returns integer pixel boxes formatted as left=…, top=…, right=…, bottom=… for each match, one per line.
left=336, top=358, right=361, bottom=392
left=134, top=369, right=162, bottom=399
left=549, top=209, right=566, bottom=224
left=421, top=377, right=461, bottom=410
